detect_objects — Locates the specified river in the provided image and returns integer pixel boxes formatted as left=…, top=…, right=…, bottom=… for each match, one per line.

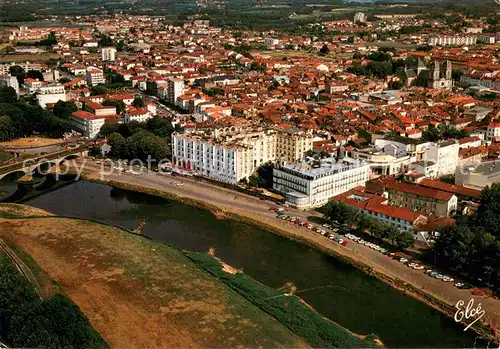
left=2, top=179, right=489, bottom=348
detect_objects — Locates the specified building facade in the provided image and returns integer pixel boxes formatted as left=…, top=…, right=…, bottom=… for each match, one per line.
left=0, top=75, right=20, bottom=95
left=168, top=78, right=184, bottom=104
left=424, top=140, right=459, bottom=176
left=276, top=129, right=313, bottom=164
left=273, top=157, right=370, bottom=209
left=36, top=83, right=67, bottom=109
left=86, top=68, right=105, bottom=86
left=172, top=126, right=278, bottom=184
left=70, top=111, right=106, bottom=139
left=101, top=47, right=117, bottom=62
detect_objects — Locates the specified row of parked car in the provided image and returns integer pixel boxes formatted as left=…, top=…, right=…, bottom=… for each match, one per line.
left=272, top=209, right=486, bottom=296
left=343, top=232, right=484, bottom=293
left=271, top=209, right=348, bottom=247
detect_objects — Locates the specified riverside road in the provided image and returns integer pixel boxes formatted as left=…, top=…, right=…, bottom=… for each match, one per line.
left=66, top=159, right=500, bottom=338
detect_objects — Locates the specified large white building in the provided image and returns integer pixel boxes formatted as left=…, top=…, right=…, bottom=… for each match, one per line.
left=70, top=110, right=107, bottom=139
left=171, top=126, right=313, bottom=184
left=424, top=140, right=459, bottom=176
left=353, top=12, right=366, bottom=23
left=36, top=83, right=66, bottom=109
left=0, top=75, right=20, bottom=95
left=428, top=35, right=477, bottom=46
left=273, top=157, right=370, bottom=209
left=486, top=122, right=500, bottom=141
left=172, top=126, right=278, bottom=184
left=101, top=47, right=117, bottom=62
left=86, top=68, right=105, bottom=86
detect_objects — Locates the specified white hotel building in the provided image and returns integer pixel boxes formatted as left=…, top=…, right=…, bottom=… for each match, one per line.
left=273, top=157, right=370, bottom=209
left=171, top=126, right=313, bottom=184
left=172, top=126, right=278, bottom=184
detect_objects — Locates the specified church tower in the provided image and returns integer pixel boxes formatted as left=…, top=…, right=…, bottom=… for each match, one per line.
left=446, top=60, right=452, bottom=80
left=432, top=61, right=440, bottom=81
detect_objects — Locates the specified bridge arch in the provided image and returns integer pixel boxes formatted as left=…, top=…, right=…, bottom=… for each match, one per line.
left=0, top=169, right=29, bottom=181
left=58, top=154, right=81, bottom=165
left=32, top=161, right=58, bottom=176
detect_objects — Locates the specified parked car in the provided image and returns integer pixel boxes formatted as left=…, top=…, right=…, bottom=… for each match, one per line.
left=471, top=289, right=485, bottom=296
left=399, top=258, right=409, bottom=263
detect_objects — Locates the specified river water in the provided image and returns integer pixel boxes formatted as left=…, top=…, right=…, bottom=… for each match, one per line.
left=2, top=179, right=488, bottom=348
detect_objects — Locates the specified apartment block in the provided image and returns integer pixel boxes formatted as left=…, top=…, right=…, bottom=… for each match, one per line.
left=0, top=75, right=20, bottom=95
left=172, top=126, right=278, bottom=184
left=36, top=83, right=66, bottom=109
left=273, top=157, right=370, bottom=209
left=102, top=47, right=117, bottom=62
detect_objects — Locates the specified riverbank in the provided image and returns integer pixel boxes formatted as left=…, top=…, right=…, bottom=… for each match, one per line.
left=0, top=204, right=321, bottom=348
left=64, top=160, right=500, bottom=343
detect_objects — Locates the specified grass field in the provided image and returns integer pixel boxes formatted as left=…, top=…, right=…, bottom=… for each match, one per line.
left=0, top=209, right=309, bottom=348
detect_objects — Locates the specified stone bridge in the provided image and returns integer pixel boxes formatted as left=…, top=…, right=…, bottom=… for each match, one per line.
left=0, top=147, right=89, bottom=180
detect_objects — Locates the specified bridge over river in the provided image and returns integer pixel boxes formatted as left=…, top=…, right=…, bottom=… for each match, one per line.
left=0, top=146, right=89, bottom=180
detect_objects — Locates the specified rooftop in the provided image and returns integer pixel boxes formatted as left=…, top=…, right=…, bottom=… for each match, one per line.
left=280, top=157, right=367, bottom=179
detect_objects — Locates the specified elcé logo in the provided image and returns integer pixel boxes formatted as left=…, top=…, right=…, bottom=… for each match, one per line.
left=454, top=299, right=486, bottom=332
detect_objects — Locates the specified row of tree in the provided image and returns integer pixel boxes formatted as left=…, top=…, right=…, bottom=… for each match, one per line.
left=0, top=88, right=72, bottom=141
left=323, top=201, right=415, bottom=249
left=434, top=184, right=500, bottom=294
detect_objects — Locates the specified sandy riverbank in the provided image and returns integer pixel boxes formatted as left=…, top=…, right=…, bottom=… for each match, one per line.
left=59, top=161, right=500, bottom=342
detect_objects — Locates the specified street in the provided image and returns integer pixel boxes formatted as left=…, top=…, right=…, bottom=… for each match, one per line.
left=68, top=158, right=500, bottom=337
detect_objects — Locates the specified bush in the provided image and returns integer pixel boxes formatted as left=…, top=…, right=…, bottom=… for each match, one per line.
left=0, top=253, right=107, bottom=348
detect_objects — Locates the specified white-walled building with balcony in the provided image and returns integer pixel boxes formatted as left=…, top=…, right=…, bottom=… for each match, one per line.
left=172, top=126, right=278, bottom=184
left=273, top=157, right=370, bottom=209
left=36, top=83, right=66, bottom=109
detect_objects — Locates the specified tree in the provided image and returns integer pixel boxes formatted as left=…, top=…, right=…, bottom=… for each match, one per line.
left=476, top=183, right=500, bottom=238
left=102, top=99, right=126, bottom=114
left=0, top=87, right=17, bottom=104
left=452, top=70, right=464, bottom=83
left=255, top=162, right=274, bottom=188
left=9, top=65, right=25, bottom=85
left=52, top=101, right=77, bottom=120
left=125, top=130, right=169, bottom=161
left=90, top=86, right=108, bottom=96
left=319, top=44, right=330, bottom=55
left=107, top=132, right=126, bottom=157
left=116, top=40, right=125, bottom=52
left=97, top=34, right=113, bottom=47
left=250, top=62, right=266, bottom=71
left=105, top=71, right=125, bottom=86
left=145, top=116, right=174, bottom=139
left=25, top=70, right=44, bottom=81
left=395, top=230, right=415, bottom=249
left=132, top=97, right=145, bottom=108
left=99, top=123, right=119, bottom=137
left=422, top=124, right=441, bottom=142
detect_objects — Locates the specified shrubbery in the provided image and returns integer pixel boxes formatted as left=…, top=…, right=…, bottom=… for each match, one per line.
left=0, top=253, right=107, bottom=348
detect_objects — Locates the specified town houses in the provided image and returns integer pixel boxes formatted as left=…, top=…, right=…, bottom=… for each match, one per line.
left=0, top=12, right=498, bottom=236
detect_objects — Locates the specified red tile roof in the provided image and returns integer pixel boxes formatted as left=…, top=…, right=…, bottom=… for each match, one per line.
left=417, top=179, right=481, bottom=199
left=385, top=181, right=454, bottom=201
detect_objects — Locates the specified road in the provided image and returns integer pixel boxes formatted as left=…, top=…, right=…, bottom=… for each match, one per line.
left=65, top=159, right=500, bottom=338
